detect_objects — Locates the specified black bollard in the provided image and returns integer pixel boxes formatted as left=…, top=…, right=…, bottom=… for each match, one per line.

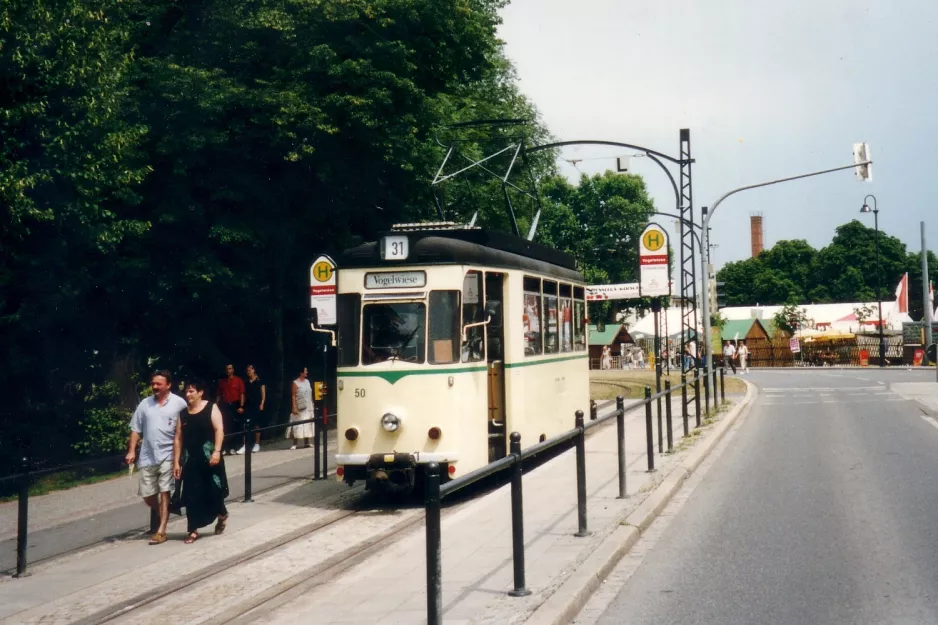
left=665, top=380, right=674, bottom=452
left=616, top=396, right=627, bottom=499
left=590, top=400, right=597, bottom=421
left=313, top=416, right=321, bottom=480
left=703, top=366, right=710, bottom=417
left=574, top=410, right=589, bottom=537
left=425, top=462, right=443, bottom=625
left=321, top=414, right=328, bottom=478
left=656, top=362, right=663, bottom=454
left=694, top=369, right=701, bottom=428
left=644, top=387, right=655, bottom=472
left=681, top=372, right=689, bottom=438
left=712, top=368, right=719, bottom=409
left=508, top=433, right=531, bottom=596
left=720, top=366, right=726, bottom=403
left=244, top=417, right=253, bottom=503
left=15, top=456, right=30, bottom=578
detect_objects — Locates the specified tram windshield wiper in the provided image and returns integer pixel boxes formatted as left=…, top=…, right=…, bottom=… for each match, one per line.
left=389, top=325, right=421, bottom=361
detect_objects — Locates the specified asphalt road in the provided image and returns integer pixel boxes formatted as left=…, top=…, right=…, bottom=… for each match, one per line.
left=595, top=369, right=938, bottom=625
left=0, top=444, right=343, bottom=573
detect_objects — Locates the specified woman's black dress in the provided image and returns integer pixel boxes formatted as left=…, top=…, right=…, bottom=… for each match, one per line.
left=180, top=401, right=229, bottom=533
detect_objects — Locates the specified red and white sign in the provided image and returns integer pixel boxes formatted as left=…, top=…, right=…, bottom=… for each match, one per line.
left=639, top=223, right=670, bottom=297
left=587, top=283, right=640, bottom=301
left=310, top=255, right=337, bottom=325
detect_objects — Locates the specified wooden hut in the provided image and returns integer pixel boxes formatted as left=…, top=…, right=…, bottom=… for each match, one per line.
left=587, top=324, right=633, bottom=369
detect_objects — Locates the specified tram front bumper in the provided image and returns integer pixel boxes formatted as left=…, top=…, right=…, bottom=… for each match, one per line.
left=366, top=453, right=416, bottom=493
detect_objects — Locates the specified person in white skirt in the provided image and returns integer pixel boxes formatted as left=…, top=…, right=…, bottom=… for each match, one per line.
left=287, top=366, right=315, bottom=449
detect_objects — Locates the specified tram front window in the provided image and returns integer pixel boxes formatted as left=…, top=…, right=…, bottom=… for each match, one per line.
left=362, top=303, right=426, bottom=365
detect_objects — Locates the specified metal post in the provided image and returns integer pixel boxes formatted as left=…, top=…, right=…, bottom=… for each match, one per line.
left=243, top=417, right=253, bottom=503
left=665, top=380, right=674, bottom=452
left=313, top=416, right=321, bottom=480
left=653, top=299, right=663, bottom=454
left=644, top=387, right=655, bottom=472
left=590, top=400, right=597, bottom=421
left=922, top=222, right=933, bottom=365
left=720, top=366, right=726, bottom=403
left=681, top=373, right=689, bottom=437
left=321, top=412, right=328, bottom=479
left=574, top=410, right=589, bottom=537
left=508, top=433, right=531, bottom=596
left=616, top=396, right=627, bottom=498
left=703, top=366, right=710, bottom=416
left=694, top=368, right=701, bottom=428
left=15, top=456, right=30, bottom=578
left=712, top=368, right=718, bottom=409
left=425, top=462, right=443, bottom=625
left=874, top=207, right=886, bottom=367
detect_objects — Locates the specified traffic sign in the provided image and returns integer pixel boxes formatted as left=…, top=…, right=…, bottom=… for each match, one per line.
left=639, top=223, right=670, bottom=298
left=310, top=255, right=337, bottom=326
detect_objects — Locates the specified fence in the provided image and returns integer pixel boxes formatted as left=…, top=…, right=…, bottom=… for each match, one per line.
left=424, top=367, right=726, bottom=625
left=1, top=414, right=330, bottom=578
left=745, top=334, right=905, bottom=367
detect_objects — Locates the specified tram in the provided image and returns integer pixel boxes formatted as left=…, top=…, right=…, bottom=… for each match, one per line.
left=332, top=222, right=590, bottom=494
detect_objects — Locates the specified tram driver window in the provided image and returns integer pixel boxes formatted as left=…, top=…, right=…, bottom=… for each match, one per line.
left=429, top=291, right=460, bottom=364
left=362, top=303, right=426, bottom=365
left=462, top=271, right=485, bottom=362
left=523, top=277, right=542, bottom=356
left=573, top=286, right=586, bottom=351
left=544, top=281, right=559, bottom=354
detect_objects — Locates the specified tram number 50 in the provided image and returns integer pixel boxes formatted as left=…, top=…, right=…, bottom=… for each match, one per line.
left=354, top=388, right=366, bottom=398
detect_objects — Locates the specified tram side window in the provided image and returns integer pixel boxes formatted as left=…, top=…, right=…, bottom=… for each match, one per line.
left=544, top=281, right=559, bottom=354
left=429, top=291, right=460, bottom=364
left=559, top=284, right=573, bottom=353
left=573, top=286, right=586, bottom=351
left=462, top=271, right=485, bottom=362
left=336, top=294, right=362, bottom=367
left=362, top=302, right=426, bottom=365
left=523, top=276, right=543, bottom=356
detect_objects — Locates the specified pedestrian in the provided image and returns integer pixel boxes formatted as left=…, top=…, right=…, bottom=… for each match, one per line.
left=738, top=340, right=750, bottom=374
left=601, top=346, right=612, bottom=370
left=125, top=370, right=187, bottom=546
left=723, top=341, right=737, bottom=374
left=244, top=364, right=266, bottom=454
left=173, top=378, right=229, bottom=544
left=287, top=366, right=315, bottom=449
left=635, top=346, right=645, bottom=369
left=684, top=340, right=697, bottom=373
left=216, top=364, right=245, bottom=455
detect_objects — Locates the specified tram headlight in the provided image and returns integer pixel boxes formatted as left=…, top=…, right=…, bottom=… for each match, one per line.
left=381, top=413, right=401, bottom=432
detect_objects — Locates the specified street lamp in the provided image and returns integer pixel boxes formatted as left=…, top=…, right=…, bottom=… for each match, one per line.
left=860, top=194, right=887, bottom=367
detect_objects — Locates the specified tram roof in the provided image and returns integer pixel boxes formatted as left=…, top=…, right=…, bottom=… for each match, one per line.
left=339, top=228, right=584, bottom=282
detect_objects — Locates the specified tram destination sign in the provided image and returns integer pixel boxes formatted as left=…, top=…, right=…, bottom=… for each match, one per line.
left=309, top=255, right=337, bottom=325
left=639, top=223, right=670, bottom=298
left=365, top=271, right=426, bottom=289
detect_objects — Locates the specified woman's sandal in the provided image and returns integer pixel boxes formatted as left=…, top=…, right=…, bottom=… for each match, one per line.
left=148, top=532, right=167, bottom=545
left=184, top=531, right=199, bottom=544
left=214, top=515, right=229, bottom=535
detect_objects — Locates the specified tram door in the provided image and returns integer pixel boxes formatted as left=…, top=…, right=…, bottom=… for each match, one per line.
left=485, top=273, right=507, bottom=461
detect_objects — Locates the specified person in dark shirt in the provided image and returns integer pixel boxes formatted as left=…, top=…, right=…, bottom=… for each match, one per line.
left=244, top=364, right=266, bottom=453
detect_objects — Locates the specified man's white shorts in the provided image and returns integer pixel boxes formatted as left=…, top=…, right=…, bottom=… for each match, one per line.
left=138, top=459, right=174, bottom=497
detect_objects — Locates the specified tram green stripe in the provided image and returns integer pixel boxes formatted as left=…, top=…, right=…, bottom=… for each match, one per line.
left=337, top=366, right=487, bottom=385
left=504, top=354, right=589, bottom=368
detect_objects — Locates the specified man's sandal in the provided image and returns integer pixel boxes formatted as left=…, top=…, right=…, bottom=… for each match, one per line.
left=148, top=533, right=167, bottom=545
left=184, top=532, right=199, bottom=544
left=214, top=515, right=229, bottom=535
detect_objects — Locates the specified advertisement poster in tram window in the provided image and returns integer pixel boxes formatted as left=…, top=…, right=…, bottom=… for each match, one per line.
left=523, top=293, right=540, bottom=354
left=561, top=301, right=573, bottom=351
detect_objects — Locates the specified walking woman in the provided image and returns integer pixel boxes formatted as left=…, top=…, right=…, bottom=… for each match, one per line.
left=173, top=379, right=230, bottom=544
left=287, top=366, right=315, bottom=450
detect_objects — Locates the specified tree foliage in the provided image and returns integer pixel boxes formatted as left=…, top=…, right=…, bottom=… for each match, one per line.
left=717, top=221, right=938, bottom=318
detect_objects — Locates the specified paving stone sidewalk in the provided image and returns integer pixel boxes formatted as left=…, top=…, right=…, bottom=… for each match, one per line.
left=0, top=431, right=337, bottom=541
left=0, top=390, right=747, bottom=625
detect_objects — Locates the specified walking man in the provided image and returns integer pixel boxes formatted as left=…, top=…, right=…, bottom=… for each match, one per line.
left=244, top=364, right=266, bottom=454
left=723, top=341, right=737, bottom=374
left=126, top=370, right=187, bottom=545
left=216, top=364, right=245, bottom=455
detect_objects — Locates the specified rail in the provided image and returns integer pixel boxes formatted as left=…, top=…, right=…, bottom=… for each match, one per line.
left=425, top=366, right=727, bottom=625
left=3, top=413, right=333, bottom=578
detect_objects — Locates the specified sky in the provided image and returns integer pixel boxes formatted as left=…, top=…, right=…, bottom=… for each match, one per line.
left=498, top=0, right=938, bottom=274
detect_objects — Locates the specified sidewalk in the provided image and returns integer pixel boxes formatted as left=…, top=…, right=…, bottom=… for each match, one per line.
left=0, top=389, right=753, bottom=625
left=0, top=431, right=337, bottom=542
left=891, top=382, right=938, bottom=413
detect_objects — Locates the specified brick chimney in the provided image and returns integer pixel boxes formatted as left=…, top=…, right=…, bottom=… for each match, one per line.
left=750, top=213, right=764, bottom=257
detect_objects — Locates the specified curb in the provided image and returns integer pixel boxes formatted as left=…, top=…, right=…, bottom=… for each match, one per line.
left=525, top=380, right=757, bottom=625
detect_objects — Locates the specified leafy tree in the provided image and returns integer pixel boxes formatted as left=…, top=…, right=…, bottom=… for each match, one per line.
left=773, top=304, right=810, bottom=336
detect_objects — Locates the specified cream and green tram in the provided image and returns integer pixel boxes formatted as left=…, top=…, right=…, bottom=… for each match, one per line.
left=333, top=223, right=589, bottom=494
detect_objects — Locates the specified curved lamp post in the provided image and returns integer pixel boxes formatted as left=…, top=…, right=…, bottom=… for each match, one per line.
left=860, top=195, right=887, bottom=367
